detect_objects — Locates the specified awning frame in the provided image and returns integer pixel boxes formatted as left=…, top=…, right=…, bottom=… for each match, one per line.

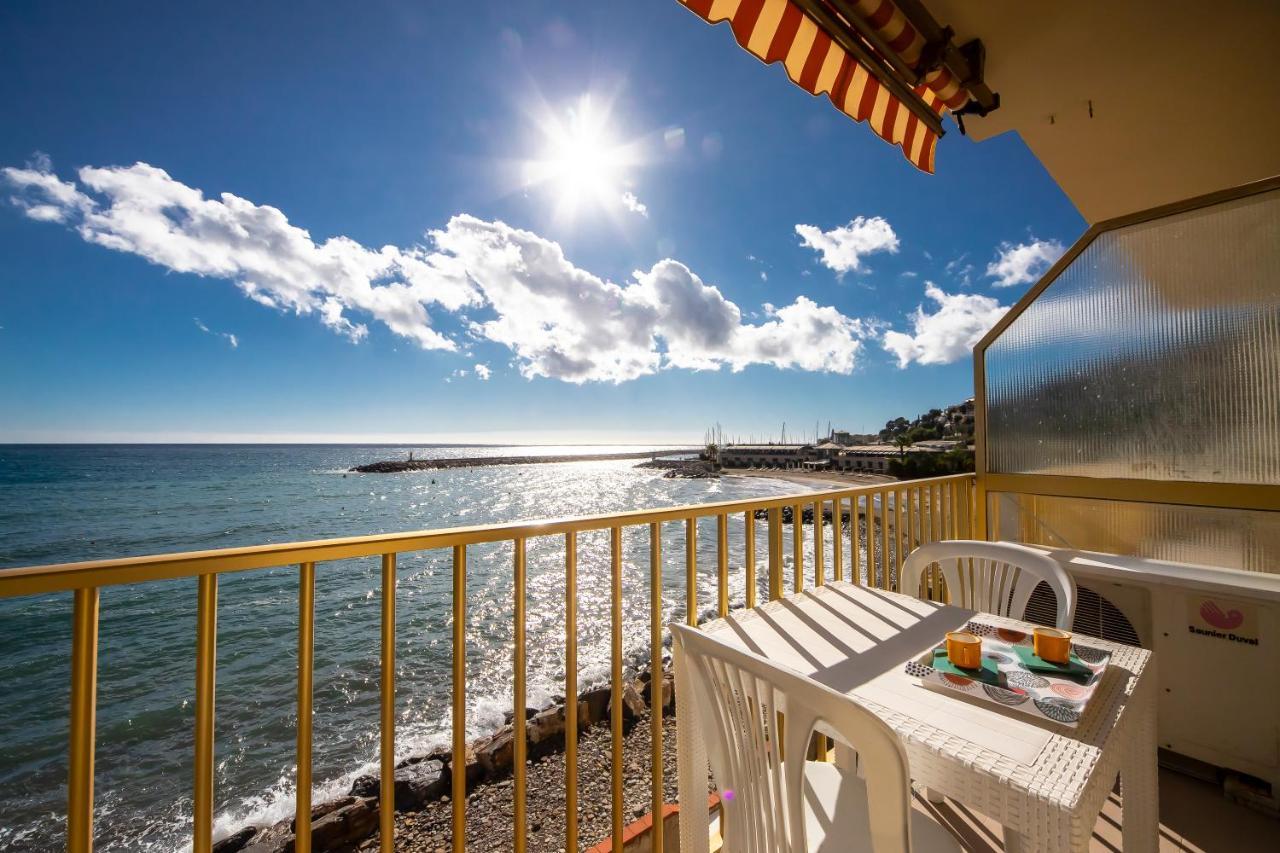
left=791, top=0, right=945, bottom=136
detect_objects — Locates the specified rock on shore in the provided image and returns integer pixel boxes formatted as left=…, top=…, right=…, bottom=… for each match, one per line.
left=752, top=504, right=853, bottom=524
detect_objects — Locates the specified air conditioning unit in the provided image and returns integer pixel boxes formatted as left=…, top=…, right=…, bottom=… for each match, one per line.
left=1024, top=548, right=1280, bottom=814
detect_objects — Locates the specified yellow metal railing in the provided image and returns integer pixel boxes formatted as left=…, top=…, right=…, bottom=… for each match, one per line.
left=0, top=473, right=975, bottom=853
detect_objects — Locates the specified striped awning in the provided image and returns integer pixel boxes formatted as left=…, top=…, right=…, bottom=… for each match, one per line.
left=678, top=0, right=975, bottom=173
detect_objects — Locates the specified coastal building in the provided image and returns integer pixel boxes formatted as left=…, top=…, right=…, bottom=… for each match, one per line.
left=831, top=444, right=900, bottom=473
left=717, top=443, right=812, bottom=469
left=721, top=440, right=961, bottom=474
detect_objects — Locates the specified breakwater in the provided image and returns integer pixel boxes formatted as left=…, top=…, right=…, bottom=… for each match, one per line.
left=633, top=458, right=719, bottom=478
left=351, top=449, right=702, bottom=474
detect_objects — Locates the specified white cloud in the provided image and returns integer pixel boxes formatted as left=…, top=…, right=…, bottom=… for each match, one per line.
left=433, top=217, right=871, bottom=382
left=3, top=161, right=476, bottom=351
left=881, top=283, right=1009, bottom=367
left=795, top=216, right=899, bottom=275
left=620, top=191, right=648, bottom=217
left=943, top=253, right=973, bottom=286
left=4, top=159, right=876, bottom=384
left=193, top=317, right=238, bottom=348
left=986, top=238, right=1064, bottom=288
left=474, top=363, right=492, bottom=380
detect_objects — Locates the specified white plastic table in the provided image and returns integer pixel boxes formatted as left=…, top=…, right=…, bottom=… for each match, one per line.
left=676, top=581, right=1158, bottom=852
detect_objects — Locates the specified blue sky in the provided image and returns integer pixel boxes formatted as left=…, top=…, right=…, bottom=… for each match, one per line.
left=0, top=0, right=1084, bottom=444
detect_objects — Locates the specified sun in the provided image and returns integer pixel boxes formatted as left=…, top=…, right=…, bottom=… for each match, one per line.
left=522, top=95, right=644, bottom=222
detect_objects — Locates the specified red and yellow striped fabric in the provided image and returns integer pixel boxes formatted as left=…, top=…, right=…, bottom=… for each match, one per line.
left=846, top=0, right=970, bottom=110
left=678, top=0, right=970, bottom=173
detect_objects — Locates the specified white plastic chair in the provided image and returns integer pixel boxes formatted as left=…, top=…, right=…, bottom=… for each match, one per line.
left=901, top=540, right=1076, bottom=630
left=672, top=623, right=961, bottom=853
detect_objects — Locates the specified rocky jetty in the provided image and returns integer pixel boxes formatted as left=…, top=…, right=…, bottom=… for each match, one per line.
left=634, top=458, right=719, bottom=479
left=212, top=662, right=678, bottom=853
left=351, top=450, right=701, bottom=474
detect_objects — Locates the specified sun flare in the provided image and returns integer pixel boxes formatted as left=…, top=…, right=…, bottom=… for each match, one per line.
left=523, top=95, right=644, bottom=221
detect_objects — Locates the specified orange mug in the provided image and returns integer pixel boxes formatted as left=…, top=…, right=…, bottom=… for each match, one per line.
left=945, top=631, right=982, bottom=669
left=1033, top=627, right=1072, bottom=664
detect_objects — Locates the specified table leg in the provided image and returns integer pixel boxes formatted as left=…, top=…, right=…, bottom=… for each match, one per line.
left=1006, top=819, right=1092, bottom=853
left=1120, top=678, right=1160, bottom=852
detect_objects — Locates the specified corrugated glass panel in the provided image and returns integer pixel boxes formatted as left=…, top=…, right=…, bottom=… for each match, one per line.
left=985, top=188, right=1280, bottom=483
left=990, top=492, right=1280, bottom=574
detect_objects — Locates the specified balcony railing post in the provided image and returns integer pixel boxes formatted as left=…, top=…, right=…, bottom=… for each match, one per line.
left=610, top=527, right=624, bottom=851
left=716, top=513, right=728, bottom=617
left=513, top=539, right=528, bottom=853
left=792, top=502, right=803, bottom=594
left=895, top=488, right=906, bottom=592
left=379, top=554, right=396, bottom=853
left=813, top=500, right=824, bottom=587
left=296, top=562, right=315, bottom=853
left=743, top=510, right=756, bottom=609
left=685, top=519, right=697, bottom=625
left=767, top=507, right=783, bottom=601
left=563, top=534, right=578, bottom=852
left=879, top=490, right=890, bottom=590
left=852, top=496, right=862, bottom=585
left=832, top=498, right=843, bottom=583
left=649, top=522, right=664, bottom=853
left=68, top=587, right=99, bottom=853
left=194, top=573, right=218, bottom=853
left=452, top=545, right=467, bottom=853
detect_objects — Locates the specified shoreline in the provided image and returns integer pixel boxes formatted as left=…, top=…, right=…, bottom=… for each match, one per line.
left=213, top=658, right=678, bottom=853
left=723, top=467, right=896, bottom=489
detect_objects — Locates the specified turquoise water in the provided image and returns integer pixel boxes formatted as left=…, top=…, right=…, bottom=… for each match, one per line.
left=0, top=445, right=814, bottom=851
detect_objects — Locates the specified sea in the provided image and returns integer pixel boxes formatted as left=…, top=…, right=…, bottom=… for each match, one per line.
left=0, top=444, right=822, bottom=851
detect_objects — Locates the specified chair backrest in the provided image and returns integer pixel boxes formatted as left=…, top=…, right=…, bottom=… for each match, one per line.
left=901, top=540, right=1076, bottom=629
left=671, top=623, right=913, bottom=853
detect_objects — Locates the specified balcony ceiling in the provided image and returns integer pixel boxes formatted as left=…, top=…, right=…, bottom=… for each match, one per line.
left=928, top=0, right=1280, bottom=223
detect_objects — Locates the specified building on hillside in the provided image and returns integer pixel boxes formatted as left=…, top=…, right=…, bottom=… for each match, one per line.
left=944, top=399, right=976, bottom=435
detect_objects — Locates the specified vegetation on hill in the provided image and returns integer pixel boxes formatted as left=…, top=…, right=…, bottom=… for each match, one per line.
left=879, top=399, right=976, bottom=479
left=877, top=399, right=975, bottom=444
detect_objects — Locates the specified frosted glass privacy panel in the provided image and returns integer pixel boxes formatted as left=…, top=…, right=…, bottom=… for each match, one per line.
left=984, top=188, right=1280, bottom=483
left=989, top=493, right=1280, bottom=574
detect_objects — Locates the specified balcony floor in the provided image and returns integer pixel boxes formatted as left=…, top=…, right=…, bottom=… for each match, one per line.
left=915, top=768, right=1279, bottom=851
